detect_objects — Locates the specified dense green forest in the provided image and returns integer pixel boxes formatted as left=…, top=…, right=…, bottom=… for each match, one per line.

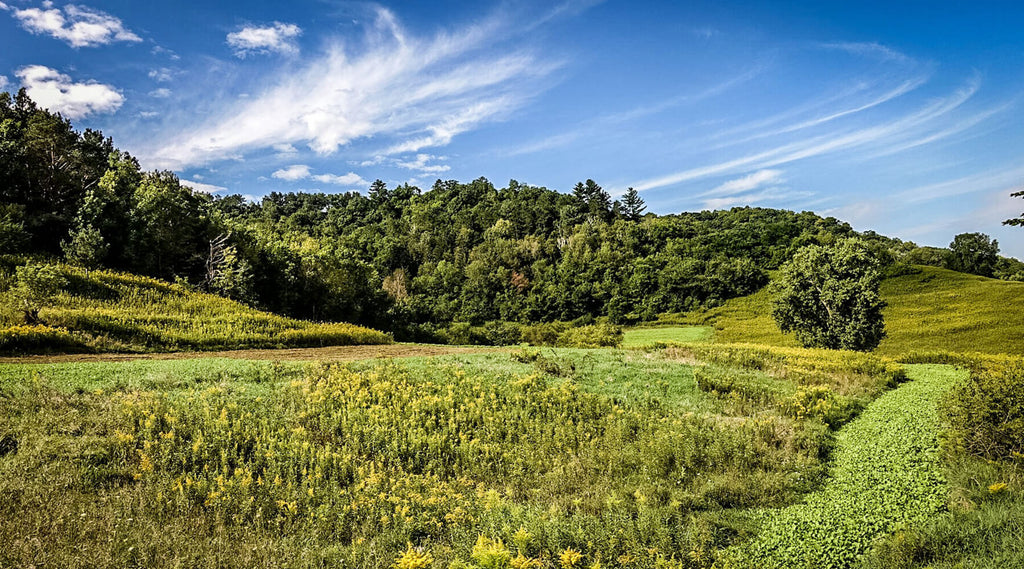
left=3, top=89, right=1022, bottom=342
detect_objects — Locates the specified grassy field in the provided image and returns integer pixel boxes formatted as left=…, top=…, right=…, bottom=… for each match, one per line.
left=621, top=326, right=713, bottom=348
left=2, top=263, right=1022, bottom=568
left=0, top=264, right=391, bottom=354
left=674, top=266, right=1024, bottom=356
left=0, top=344, right=910, bottom=569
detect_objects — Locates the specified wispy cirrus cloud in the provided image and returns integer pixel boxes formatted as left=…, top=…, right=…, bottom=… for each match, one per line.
left=716, top=76, right=929, bottom=148
left=4, top=2, right=140, bottom=48
left=149, top=7, right=555, bottom=170
left=227, top=22, right=302, bottom=57
left=630, top=75, right=984, bottom=193
left=702, top=169, right=784, bottom=197
left=16, top=65, right=124, bottom=118
left=818, top=41, right=913, bottom=64
left=507, top=64, right=766, bottom=157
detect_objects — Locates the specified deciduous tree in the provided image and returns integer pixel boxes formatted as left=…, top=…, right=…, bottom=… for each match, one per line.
left=771, top=238, right=886, bottom=351
left=946, top=232, right=999, bottom=277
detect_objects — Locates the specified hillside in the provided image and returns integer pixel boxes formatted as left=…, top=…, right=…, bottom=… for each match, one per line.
left=678, top=265, right=1024, bottom=357
left=0, top=262, right=391, bottom=354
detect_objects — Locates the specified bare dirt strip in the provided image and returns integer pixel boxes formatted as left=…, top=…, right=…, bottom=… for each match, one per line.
left=0, top=343, right=506, bottom=365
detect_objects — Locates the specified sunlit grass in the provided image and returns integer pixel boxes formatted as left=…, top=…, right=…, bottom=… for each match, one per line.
left=621, top=326, right=713, bottom=348
left=0, top=264, right=391, bottom=353
left=672, top=266, right=1024, bottom=357
left=0, top=346, right=905, bottom=568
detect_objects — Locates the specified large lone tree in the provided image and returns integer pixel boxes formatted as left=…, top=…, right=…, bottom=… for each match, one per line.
left=770, top=238, right=886, bottom=351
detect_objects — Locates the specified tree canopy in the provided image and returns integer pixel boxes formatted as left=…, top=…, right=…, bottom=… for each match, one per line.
left=770, top=238, right=887, bottom=351
left=946, top=232, right=1000, bottom=278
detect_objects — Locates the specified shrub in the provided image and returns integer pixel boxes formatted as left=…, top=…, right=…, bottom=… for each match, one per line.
left=555, top=323, right=623, bottom=348
left=942, top=361, right=1024, bottom=460
left=520, top=321, right=569, bottom=346
left=6, top=263, right=66, bottom=324
left=0, top=325, right=88, bottom=353
left=483, top=321, right=522, bottom=345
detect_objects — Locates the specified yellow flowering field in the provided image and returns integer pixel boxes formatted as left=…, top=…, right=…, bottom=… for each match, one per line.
left=0, top=346, right=905, bottom=568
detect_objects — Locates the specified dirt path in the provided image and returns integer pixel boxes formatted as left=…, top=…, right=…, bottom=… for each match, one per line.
left=0, top=343, right=506, bottom=365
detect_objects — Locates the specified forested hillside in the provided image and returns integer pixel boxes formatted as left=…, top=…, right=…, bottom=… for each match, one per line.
left=3, top=89, right=1022, bottom=341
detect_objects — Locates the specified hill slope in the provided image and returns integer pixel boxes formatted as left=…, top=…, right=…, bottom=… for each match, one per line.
left=680, top=265, right=1024, bottom=356
left=0, top=263, right=391, bottom=354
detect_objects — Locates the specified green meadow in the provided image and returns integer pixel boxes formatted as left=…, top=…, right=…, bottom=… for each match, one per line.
left=671, top=265, right=1024, bottom=357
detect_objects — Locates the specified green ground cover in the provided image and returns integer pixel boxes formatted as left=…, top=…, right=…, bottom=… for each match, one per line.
left=728, top=364, right=961, bottom=568
left=861, top=355, right=1024, bottom=569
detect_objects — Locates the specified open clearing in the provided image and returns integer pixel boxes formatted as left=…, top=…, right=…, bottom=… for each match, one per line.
left=621, top=326, right=713, bottom=347
left=0, top=344, right=907, bottom=568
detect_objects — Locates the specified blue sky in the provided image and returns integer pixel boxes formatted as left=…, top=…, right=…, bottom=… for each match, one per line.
left=2, top=0, right=1023, bottom=258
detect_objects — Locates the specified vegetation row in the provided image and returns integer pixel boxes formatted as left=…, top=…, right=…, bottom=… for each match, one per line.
left=0, top=261, right=391, bottom=354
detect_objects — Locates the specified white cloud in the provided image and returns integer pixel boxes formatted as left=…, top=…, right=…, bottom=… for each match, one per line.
left=138, top=111, right=159, bottom=119
left=227, top=22, right=301, bottom=57
left=181, top=180, right=228, bottom=193
left=270, top=164, right=366, bottom=187
left=312, top=172, right=367, bottom=186
left=271, top=164, right=311, bottom=181
left=702, top=188, right=812, bottom=210
left=273, top=143, right=298, bottom=154
left=631, top=76, right=981, bottom=193
left=151, top=45, right=180, bottom=60
left=393, top=153, right=451, bottom=174
left=357, top=153, right=450, bottom=174
left=703, top=169, right=784, bottom=197
left=10, top=3, right=140, bottom=48
left=150, top=7, right=554, bottom=169
left=0, top=75, right=8, bottom=91
left=148, top=68, right=174, bottom=82
left=16, top=65, right=124, bottom=119
left=149, top=88, right=171, bottom=98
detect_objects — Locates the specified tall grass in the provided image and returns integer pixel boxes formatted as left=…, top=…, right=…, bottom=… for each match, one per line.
left=0, top=347, right=909, bottom=569
left=0, top=264, right=391, bottom=353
